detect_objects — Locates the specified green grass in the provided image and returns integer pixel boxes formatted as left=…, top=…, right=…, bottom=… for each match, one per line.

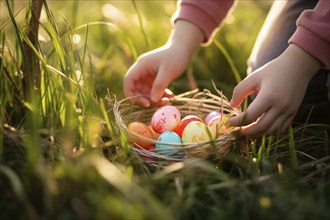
left=1, top=1, right=330, bottom=220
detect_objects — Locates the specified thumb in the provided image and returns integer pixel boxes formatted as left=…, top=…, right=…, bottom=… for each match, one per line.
left=230, top=76, right=257, bottom=107
left=150, top=68, right=175, bottom=103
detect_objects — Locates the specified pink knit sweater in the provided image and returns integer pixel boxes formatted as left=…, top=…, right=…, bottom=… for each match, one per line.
left=172, top=0, right=330, bottom=66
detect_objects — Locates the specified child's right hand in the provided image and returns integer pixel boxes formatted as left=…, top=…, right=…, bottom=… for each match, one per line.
left=123, top=43, right=190, bottom=107
left=123, top=20, right=204, bottom=107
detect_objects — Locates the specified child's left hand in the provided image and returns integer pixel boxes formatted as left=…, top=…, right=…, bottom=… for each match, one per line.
left=227, top=44, right=322, bottom=137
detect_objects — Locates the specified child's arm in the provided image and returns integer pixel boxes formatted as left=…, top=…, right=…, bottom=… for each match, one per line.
left=123, top=20, right=203, bottom=107
left=227, top=0, right=329, bottom=136
left=124, top=1, right=236, bottom=107
left=289, top=0, right=330, bottom=67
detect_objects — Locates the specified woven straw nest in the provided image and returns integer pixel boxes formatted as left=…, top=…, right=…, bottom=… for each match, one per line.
left=114, top=87, right=242, bottom=166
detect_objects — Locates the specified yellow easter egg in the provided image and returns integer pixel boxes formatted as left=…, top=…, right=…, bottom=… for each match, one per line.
left=182, top=121, right=211, bottom=157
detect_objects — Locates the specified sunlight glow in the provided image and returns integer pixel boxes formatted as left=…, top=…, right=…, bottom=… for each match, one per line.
left=277, top=163, right=283, bottom=173
left=39, top=9, right=47, bottom=22
left=225, top=14, right=235, bottom=24
left=87, top=119, right=102, bottom=148
left=132, top=14, right=148, bottom=27
left=236, top=31, right=248, bottom=43
left=75, top=70, right=84, bottom=86
left=72, top=34, right=81, bottom=44
left=259, top=196, right=272, bottom=208
left=102, top=3, right=125, bottom=22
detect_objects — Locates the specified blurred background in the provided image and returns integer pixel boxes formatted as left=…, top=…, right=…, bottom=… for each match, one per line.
left=3, top=2, right=330, bottom=220
left=1, top=0, right=271, bottom=99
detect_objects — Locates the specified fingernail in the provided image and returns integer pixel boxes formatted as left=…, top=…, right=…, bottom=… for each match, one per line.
left=151, top=94, right=159, bottom=102
left=160, top=97, right=169, bottom=105
left=139, top=99, right=150, bottom=108
left=143, top=100, right=151, bottom=108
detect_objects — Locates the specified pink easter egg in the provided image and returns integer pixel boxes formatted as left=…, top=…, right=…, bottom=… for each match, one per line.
left=205, top=111, right=222, bottom=124
left=207, top=115, right=227, bottom=138
left=151, top=106, right=181, bottom=133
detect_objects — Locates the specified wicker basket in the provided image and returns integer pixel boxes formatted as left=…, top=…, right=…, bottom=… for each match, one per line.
left=114, top=88, right=242, bottom=166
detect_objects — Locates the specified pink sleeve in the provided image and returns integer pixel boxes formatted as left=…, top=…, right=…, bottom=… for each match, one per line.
left=289, top=0, right=330, bottom=67
left=171, top=0, right=236, bottom=45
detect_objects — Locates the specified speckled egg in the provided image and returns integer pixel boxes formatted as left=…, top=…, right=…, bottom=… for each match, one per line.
left=173, top=115, right=203, bottom=138
left=182, top=121, right=211, bottom=157
left=207, top=115, right=227, bottom=139
left=155, top=131, right=183, bottom=158
left=205, top=111, right=222, bottom=124
left=151, top=106, right=181, bottom=133
left=182, top=121, right=211, bottom=144
left=127, top=121, right=154, bottom=149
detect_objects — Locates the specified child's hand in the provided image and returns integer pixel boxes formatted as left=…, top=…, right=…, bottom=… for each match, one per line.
left=123, top=43, right=190, bottom=107
left=123, top=20, right=204, bottom=107
left=227, top=44, right=322, bottom=137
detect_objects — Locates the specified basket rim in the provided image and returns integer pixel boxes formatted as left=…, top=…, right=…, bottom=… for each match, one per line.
left=114, top=88, right=241, bottom=146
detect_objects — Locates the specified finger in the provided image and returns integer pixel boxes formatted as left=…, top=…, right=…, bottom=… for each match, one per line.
left=266, top=121, right=285, bottom=136
left=241, top=107, right=290, bottom=137
left=150, top=67, right=173, bottom=102
left=123, top=75, right=135, bottom=98
left=230, top=76, right=258, bottom=108
left=280, top=118, right=293, bottom=133
left=124, top=78, right=151, bottom=107
left=227, top=91, right=272, bottom=127
left=124, top=65, right=157, bottom=107
left=150, top=97, right=170, bottom=107
left=241, top=105, right=296, bottom=137
left=123, top=65, right=142, bottom=98
left=130, top=95, right=151, bottom=108
left=163, top=88, right=175, bottom=99
left=263, top=111, right=295, bottom=136
left=150, top=89, right=175, bottom=106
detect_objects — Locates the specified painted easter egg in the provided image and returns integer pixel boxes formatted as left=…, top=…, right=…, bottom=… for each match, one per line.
left=207, top=115, right=227, bottom=139
left=127, top=121, right=154, bottom=149
left=205, top=111, right=222, bottom=124
left=182, top=121, right=211, bottom=144
left=155, top=131, right=183, bottom=158
left=173, top=115, right=203, bottom=138
left=182, top=121, right=211, bottom=157
left=151, top=106, right=181, bottom=133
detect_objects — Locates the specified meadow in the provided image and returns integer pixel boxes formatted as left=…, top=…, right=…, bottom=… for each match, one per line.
left=1, top=1, right=329, bottom=219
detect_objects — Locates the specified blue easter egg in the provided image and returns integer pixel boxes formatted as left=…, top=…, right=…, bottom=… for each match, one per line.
left=156, top=131, right=183, bottom=158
